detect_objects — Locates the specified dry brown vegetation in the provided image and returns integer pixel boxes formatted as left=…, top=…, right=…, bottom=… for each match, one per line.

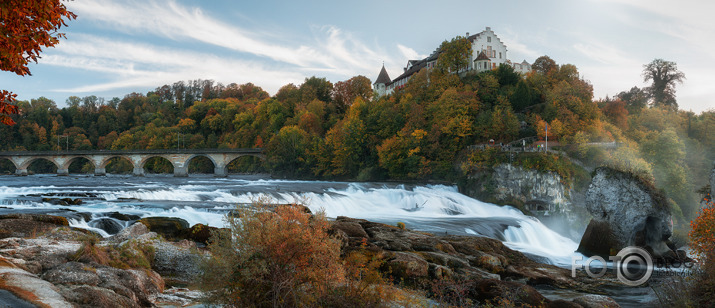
left=198, top=200, right=424, bottom=307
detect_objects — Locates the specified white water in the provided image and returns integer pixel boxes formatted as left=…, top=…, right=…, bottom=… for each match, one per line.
left=0, top=176, right=581, bottom=266
left=276, top=184, right=580, bottom=266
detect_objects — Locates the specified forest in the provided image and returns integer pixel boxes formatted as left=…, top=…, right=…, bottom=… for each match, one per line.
left=0, top=37, right=713, bottom=222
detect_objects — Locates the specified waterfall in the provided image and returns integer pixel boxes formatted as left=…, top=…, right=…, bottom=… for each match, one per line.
left=0, top=176, right=581, bottom=265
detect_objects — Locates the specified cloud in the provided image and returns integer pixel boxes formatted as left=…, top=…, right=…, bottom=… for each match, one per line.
left=66, top=0, right=403, bottom=74
left=396, top=44, right=423, bottom=61
left=52, top=0, right=412, bottom=95
left=42, top=34, right=305, bottom=94
left=572, top=41, right=638, bottom=66
left=597, top=0, right=715, bottom=60
left=67, top=0, right=312, bottom=66
left=500, top=29, right=540, bottom=62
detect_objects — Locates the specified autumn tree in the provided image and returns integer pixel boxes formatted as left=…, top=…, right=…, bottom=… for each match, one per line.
left=220, top=82, right=269, bottom=101
left=323, top=99, right=368, bottom=177
left=331, top=75, right=372, bottom=114
left=642, top=59, right=685, bottom=110
left=377, top=129, right=430, bottom=179
left=532, top=55, right=557, bottom=75
left=617, top=86, right=649, bottom=114
left=0, top=0, right=76, bottom=125
left=436, top=36, right=472, bottom=73
left=300, top=76, right=333, bottom=104
left=265, top=125, right=311, bottom=177
left=601, top=99, right=629, bottom=130
left=487, top=98, right=519, bottom=141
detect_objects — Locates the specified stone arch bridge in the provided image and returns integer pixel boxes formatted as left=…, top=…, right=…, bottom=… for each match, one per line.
left=0, top=149, right=264, bottom=177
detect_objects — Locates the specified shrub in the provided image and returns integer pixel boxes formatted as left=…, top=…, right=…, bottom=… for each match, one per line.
left=70, top=234, right=154, bottom=269
left=199, top=200, right=344, bottom=307
left=199, top=199, right=419, bottom=307
left=672, top=198, right=715, bottom=306
left=690, top=199, right=715, bottom=260
left=71, top=234, right=110, bottom=265
left=397, top=222, right=406, bottom=230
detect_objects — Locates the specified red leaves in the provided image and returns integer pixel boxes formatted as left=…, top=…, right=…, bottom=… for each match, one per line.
left=0, top=0, right=76, bottom=125
left=0, top=90, right=19, bottom=125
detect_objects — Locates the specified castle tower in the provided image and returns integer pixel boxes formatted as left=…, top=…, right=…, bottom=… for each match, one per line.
left=373, top=64, right=391, bottom=98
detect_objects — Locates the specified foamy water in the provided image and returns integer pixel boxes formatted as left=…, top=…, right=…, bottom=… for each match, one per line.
left=0, top=175, right=581, bottom=265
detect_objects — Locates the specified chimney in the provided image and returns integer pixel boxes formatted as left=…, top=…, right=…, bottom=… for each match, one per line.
left=466, top=32, right=469, bottom=37
left=486, top=27, right=491, bottom=31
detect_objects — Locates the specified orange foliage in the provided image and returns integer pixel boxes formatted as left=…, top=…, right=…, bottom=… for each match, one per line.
left=201, top=202, right=345, bottom=306
left=0, top=0, right=76, bottom=125
left=602, top=99, right=629, bottom=130
left=690, top=198, right=715, bottom=260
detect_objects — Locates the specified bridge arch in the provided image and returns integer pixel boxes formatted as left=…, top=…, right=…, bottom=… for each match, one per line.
left=61, top=156, right=96, bottom=175
left=0, top=158, right=17, bottom=174
left=99, top=156, right=137, bottom=170
left=98, top=156, right=136, bottom=175
left=22, top=157, right=60, bottom=175
left=225, top=154, right=266, bottom=175
left=1, top=148, right=264, bottom=177
left=140, top=155, right=175, bottom=175
left=186, top=154, right=217, bottom=175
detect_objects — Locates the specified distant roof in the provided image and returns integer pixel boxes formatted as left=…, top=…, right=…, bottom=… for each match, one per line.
left=475, top=51, right=490, bottom=61
left=374, top=65, right=391, bottom=85
left=390, top=61, right=422, bottom=85
left=390, top=49, right=441, bottom=85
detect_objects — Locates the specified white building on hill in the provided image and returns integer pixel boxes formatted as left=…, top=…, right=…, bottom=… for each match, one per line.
left=374, top=27, right=532, bottom=97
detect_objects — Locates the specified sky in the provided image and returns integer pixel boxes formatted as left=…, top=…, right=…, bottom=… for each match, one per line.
left=2, top=0, right=714, bottom=113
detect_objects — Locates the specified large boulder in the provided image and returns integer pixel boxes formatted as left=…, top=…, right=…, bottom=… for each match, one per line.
left=151, top=240, right=205, bottom=286
left=89, top=218, right=124, bottom=235
left=578, top=167, right=673, bottom=258
left=0, top=214, right=69, bottom=239
left=137, top=217, right=189, bottom=241
left=0, top=256, right=74, bottom=308
left=472, top=279, right=550, bottom=307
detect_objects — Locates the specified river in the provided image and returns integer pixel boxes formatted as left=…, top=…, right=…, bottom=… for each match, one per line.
left=0, top=174, right=659, bottom=306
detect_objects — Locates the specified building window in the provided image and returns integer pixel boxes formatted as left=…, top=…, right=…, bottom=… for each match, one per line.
left=499, top=52, right=502, bottom=59
left=487, top=37, right=491, bottom=43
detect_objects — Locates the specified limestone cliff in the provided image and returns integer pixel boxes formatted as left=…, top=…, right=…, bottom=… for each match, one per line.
left=459, top=163, right=573, bottom=213
left=578, top=167, right=673, bottom=258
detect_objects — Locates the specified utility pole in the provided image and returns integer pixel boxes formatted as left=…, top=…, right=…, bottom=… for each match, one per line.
left=545, top=123, right=548, bottom=152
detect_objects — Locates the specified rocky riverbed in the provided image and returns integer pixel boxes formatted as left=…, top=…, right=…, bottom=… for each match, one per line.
left=0, top=212, right=629, bottom=307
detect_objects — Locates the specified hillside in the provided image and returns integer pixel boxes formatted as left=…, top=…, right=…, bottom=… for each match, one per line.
left=0, top=52, right=712, bottom=222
